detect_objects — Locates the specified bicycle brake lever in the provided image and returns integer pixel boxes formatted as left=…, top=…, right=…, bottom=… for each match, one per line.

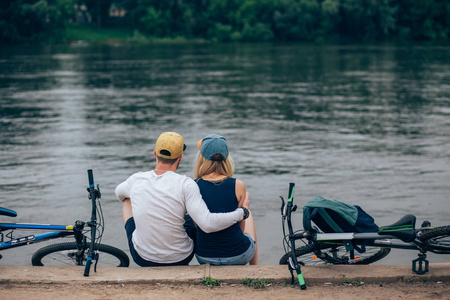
left=96, top=184, right=101, bottom=199
left=94, top=252, right=99, bottom=273
left=279, top=196, right=286, bottom=216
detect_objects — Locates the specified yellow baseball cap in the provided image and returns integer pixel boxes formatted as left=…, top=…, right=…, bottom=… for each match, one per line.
left=155, top=132, right=186, bottom=159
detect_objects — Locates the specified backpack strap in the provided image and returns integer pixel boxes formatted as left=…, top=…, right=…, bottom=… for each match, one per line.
left=319, top=208, right=370, bottom=255
left=317, top=208, right=344, bottom=233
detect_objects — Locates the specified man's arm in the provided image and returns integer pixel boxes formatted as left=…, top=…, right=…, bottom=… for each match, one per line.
left=115, top=178, right=133, bottom=202
left=184, top=181, right=245, bottom=233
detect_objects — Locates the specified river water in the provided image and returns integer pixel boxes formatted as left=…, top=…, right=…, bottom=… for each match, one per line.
left=1, top=42, right=449, bottom=267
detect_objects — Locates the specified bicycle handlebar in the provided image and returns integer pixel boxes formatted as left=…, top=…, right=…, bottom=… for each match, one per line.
left=88, top=169, right=94, bottom=189
left=288, top=183, right=295, bottom=203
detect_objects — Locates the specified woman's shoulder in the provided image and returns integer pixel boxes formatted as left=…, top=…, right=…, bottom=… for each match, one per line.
left=234, top=178, right=246, bottom=199
left=234, top=178, right=245, bottom=188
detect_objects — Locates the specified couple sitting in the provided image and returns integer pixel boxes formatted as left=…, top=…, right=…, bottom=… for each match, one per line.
left=115, top=132, right=258, bottom=266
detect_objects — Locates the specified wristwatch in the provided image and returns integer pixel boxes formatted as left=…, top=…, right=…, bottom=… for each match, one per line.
left=241, top=207, right=249, bottom=220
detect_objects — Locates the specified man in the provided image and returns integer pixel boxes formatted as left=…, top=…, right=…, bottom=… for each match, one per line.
left=115, top=132, right=249, bottom=266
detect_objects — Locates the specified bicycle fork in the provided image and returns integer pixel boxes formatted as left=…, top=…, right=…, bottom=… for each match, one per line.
left=287, top=246, right=306, bottom=289
left=73, top=221, right=88, bottom=266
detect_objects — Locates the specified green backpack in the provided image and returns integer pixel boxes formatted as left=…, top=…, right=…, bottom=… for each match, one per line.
left=303, top=196, right=379, bottom=234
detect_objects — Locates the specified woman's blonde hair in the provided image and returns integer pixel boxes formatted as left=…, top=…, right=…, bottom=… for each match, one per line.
left=194, top=152, right=234, bottom=179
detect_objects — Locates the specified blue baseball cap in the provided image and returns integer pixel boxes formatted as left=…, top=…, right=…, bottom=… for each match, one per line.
left=198, top=134, right=229, bottom=161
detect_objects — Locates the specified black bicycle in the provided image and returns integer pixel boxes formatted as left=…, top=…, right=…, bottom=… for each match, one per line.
left=279, top=183, right=450, bottom=289
left=0, top=169, right=129, bottom=276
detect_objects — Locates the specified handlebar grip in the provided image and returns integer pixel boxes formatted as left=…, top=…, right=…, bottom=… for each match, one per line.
left=84, top=257, right=92, bottom=277
left=288, top=183, right=295, bottom=202
left=87, top=169, right=94, bottom=188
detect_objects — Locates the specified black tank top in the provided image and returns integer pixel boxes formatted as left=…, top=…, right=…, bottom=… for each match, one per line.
left=195, top=178, right=251, bottom=257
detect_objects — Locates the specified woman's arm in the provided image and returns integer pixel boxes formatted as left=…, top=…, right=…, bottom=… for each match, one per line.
left=235, top=179, right=249, bottom=232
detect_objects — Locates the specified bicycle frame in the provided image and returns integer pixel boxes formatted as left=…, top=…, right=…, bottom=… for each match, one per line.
left=0, top=223, right=76, bottom=251
left=0, top=169, right=101, bottom=276
left=314, top=230, right=447, bottom=254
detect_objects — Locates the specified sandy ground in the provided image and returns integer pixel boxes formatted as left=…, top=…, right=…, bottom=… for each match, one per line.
left=1, top=281, right=449, bottom=300
left=1, top=264, right=449, bottom=299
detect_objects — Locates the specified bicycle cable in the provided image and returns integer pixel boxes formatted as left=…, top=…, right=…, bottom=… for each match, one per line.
left=95, top=198, right=104, bottom=245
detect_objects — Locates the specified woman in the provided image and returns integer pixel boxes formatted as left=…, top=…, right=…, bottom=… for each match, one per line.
left=193, top=134, right=258, bottom=265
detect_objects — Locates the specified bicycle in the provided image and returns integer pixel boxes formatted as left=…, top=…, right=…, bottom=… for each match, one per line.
left=279, top=183, right=450, bottom=290
left=0, top=169, right=130, bottom=276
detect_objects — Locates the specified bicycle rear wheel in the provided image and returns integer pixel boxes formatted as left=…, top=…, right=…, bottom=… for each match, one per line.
left=31, top=242, right=130, bottom=267
left=279, top=243, right=390, bottom=265
left=419, top=225, right=450, bottom=253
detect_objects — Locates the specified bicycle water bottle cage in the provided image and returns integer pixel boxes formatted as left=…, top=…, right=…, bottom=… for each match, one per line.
left=378, top=214, right=416, bottom=243
left=0, top=207, right=17, bottom=218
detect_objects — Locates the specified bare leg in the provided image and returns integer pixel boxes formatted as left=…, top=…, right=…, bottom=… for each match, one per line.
left=243, top=210, right=258, bottom=265
left=122, top=198, right=133, bottom=224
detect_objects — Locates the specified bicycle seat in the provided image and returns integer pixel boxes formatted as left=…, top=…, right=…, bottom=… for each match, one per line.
left=378, top=214, right=416, bottom=243
left=0, top=207, right=17, bottom=217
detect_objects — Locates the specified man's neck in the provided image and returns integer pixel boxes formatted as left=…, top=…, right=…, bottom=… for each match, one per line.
left=154, top=163, right=177, bottom=175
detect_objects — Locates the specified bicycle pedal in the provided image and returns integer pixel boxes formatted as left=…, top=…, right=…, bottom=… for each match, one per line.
left=412, top=256, right=429, bottom=275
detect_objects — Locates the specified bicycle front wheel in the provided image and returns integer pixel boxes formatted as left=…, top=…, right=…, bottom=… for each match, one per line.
left=31, top=242, right=130, bottom=267
left=419, top=225, right=450, bottom=253
left=279, top=243, right=390, bottom=265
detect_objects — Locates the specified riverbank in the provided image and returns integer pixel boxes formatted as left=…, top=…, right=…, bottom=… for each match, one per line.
left=66, top=24, right=208, bottom=45
left=1, top=263, right=449, bottom=299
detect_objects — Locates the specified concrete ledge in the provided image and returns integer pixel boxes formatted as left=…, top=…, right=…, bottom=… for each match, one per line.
left=0, top=263, right=449, bottom=285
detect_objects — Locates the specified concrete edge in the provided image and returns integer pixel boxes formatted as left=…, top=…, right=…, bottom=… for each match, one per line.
left=0, top=263, right=449, bottom=286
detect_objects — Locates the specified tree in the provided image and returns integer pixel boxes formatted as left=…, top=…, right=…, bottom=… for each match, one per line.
left=80, top=0, right=114, bottom=28
left=0, top=0, right=75, bottom=44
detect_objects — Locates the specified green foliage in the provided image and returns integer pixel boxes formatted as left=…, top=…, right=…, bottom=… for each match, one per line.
left=274, top=0, right=323, bottom=41
left=338, top=0, right=397, bottom=40
left=65, top=24, right=134, bottom=42
left=0, top=0, right=75, bottom=44
left=202, top=276, right=221, bottom=287
left=140, top=7, right=171, bottom=37
left=242, top=22, right=274, bottom=42
left=396, top=0, right=450, bottom=40
left=241, top=278, right=274, bottom=289
left=342, top=277, right=365, bottom=286
left=208, top=23, right=235, bottom=42
left=1, top=0, right=450, bottom=44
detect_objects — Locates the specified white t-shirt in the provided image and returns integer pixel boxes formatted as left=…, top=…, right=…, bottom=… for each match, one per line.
left=115, top=170, right=243, bottom=263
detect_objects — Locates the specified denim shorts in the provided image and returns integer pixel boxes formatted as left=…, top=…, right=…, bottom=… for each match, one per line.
left=195, top=234, right=256, bottom=265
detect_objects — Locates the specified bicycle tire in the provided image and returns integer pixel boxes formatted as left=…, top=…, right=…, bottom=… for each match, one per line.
left=31, top=242, right=130, bottom=267
left=418, top=225, right=450, bottom=253
left=279, top=243, right=390, bottom=265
